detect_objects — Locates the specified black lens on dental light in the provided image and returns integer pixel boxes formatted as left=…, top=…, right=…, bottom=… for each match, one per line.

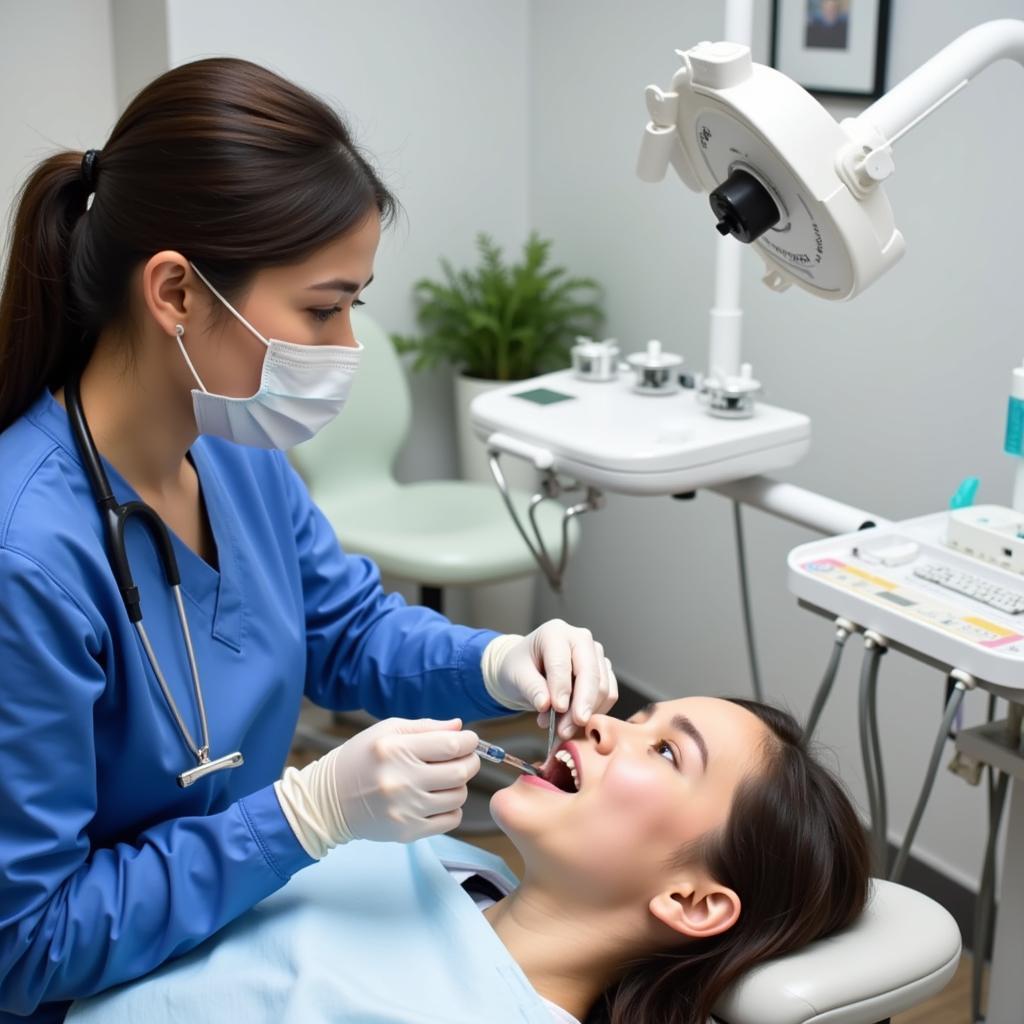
left=709, top=169, right=781, bottom=244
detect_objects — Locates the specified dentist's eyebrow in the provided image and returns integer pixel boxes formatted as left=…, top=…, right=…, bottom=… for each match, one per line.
left=628, top=703, right=709, bottom=772
left=307, top=274, right=374, bottom=293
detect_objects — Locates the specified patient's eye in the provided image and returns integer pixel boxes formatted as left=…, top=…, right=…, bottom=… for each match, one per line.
left=653, top=739, right=679, bottom=768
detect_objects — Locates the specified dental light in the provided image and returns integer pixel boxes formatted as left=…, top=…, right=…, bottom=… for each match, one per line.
left=637, top=19, right=1024, bottom=302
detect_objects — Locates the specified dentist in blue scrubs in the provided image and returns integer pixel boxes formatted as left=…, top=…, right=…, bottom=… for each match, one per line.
left=0, top=57, right=617, bottom=1022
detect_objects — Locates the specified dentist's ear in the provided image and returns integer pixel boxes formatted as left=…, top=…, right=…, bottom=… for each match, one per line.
left=648, top=880, right=741, bottom=940
left=141, top=250, right=195, bottom=337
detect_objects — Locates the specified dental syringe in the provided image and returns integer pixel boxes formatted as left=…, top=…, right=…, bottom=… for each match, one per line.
left=475, top=739, right=541, bottom=776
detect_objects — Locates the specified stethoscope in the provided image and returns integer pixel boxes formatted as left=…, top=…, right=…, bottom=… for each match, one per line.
left=65, top=376, right=244, bottom=788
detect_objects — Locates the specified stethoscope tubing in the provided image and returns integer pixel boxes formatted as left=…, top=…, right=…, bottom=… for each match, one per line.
left=64, top=376, right=242, bottom=786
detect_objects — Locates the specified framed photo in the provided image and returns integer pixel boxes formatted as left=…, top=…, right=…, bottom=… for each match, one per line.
left=770, top=0, right=891, bottom=100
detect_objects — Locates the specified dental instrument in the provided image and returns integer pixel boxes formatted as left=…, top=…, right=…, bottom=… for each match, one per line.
left=547, top=708, right=556, bottom=761
left=475, top=739, right=540, bottom=777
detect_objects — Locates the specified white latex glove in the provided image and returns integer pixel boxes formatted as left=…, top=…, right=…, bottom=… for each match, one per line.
left=274, top=717, right=480, bottom=859
left=481, top=619, right=619, bottom=740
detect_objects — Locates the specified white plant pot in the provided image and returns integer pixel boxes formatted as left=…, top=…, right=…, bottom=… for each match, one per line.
left=454, top=374, right=539, bottom=492
left=453, top=373, right=539, bottom=636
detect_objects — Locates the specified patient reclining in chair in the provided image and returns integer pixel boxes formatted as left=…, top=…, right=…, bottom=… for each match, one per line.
left=68, top=697, right=870, bottom=1024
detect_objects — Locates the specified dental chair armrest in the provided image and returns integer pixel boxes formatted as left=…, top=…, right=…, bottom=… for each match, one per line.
left=712, top=879, right=961, bottom=1024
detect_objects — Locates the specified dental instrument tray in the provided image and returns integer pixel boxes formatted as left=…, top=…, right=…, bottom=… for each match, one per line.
left=789, top=511, right=1024, bottom=691
left=470, top=368, right=810, bottom=496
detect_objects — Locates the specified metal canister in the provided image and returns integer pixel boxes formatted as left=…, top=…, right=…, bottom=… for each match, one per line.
left=571, top=337, right=620, bottom=382
left=626, top=340, right=683, bottom=395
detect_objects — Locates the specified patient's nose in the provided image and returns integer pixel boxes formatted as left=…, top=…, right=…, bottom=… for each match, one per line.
left=585, top=714, right=618, bottom=753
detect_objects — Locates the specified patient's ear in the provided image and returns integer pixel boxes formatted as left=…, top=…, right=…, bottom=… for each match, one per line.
left=649, top=879, right=741, bottom=940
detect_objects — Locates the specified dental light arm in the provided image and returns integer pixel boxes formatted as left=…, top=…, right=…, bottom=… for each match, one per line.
left=856, top=20, right=1024, bottom=158
left=638, top=19, right=1024, bottom=302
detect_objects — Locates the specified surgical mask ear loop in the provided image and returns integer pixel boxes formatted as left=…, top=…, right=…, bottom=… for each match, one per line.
left=175, top=323, right=208, bottom=393
left=189, top=261, right=271, bottom=350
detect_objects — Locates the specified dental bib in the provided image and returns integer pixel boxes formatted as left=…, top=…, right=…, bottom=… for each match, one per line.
left=66, top=836, right=555, bottom=1024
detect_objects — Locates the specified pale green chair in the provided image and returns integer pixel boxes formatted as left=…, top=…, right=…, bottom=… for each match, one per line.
left=289, top=309, right=574, bottom=614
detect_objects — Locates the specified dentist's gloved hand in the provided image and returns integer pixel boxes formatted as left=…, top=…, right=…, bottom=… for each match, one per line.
left=274, top=717, right=480, bottom=859
left=482, top=619, right=619, bottom=740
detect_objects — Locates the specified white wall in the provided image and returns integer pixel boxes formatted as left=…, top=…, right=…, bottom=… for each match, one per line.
left=530, top=0, right=1024, bottom=887
left=110, top=0, right=169, bottom=111
left=0, top=0, right=118, bottom=262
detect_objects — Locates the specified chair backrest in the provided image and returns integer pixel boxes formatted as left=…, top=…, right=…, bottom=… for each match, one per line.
left=290, top=309, right=411, bottom=493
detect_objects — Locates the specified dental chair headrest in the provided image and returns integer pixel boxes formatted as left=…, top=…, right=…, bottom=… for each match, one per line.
left=712, top=879, right=961, bottom=1024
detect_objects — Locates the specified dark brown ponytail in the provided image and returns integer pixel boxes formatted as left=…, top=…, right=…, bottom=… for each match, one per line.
left=587, top=699, right=871, bottom=1024
left=0, top=57, right=396, bottom=432
left=0, top=152, right=92, bottom=430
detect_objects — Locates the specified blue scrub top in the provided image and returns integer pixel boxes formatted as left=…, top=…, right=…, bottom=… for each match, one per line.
left=0, top=390, right=512, bottom=1022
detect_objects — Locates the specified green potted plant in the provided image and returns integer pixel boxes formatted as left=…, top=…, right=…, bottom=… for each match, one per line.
left=393, top=232, right=605, bottom=483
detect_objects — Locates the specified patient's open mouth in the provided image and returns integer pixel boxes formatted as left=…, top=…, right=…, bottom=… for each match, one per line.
left=533, top=742, right=582, bottom=794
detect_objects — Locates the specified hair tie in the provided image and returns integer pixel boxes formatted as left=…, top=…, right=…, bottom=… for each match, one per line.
left=80, top=149, right=100, bottom=192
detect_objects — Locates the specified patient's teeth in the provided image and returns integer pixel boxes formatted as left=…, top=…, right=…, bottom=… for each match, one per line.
left=554, top=749, right=580, bottom=791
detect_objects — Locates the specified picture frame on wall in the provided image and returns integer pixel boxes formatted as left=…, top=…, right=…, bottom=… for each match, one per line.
left=771, top=0, right=891, bottom=100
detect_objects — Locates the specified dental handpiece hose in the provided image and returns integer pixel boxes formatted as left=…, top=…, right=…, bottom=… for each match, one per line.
left=476, top=739, right=540, bottom=776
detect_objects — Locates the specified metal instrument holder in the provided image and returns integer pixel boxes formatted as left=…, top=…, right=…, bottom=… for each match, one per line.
left=487, top=447, right=604, bottom=592
left=954, top=703, right=1024, bottom=1024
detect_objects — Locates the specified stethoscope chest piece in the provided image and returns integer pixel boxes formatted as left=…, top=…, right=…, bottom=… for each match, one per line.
left=178, top=751, right=246, bottom=788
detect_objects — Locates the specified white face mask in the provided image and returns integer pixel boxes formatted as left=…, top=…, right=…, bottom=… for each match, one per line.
left=180, top=262, right=363, bottom=450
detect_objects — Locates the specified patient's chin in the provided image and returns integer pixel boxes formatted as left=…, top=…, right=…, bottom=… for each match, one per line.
left=488, top=775, right=578, bottom=848
left=488, top=783, right=547, bottom=840
left=488, top=786, right=516, bottom=829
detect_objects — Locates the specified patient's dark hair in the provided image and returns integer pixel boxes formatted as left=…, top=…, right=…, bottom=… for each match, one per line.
left=0, top=56, right=395, bottom=432
left=586, top=699, right=870, bottom=1024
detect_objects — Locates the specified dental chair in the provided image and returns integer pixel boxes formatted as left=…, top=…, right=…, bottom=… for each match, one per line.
left=287, top=321, right=962, bottom=1022
left=712, top=878, right=961, bottom=1024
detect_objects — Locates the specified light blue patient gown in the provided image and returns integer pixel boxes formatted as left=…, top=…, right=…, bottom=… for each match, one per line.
left=66, top=835, right=557, bottom=1024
